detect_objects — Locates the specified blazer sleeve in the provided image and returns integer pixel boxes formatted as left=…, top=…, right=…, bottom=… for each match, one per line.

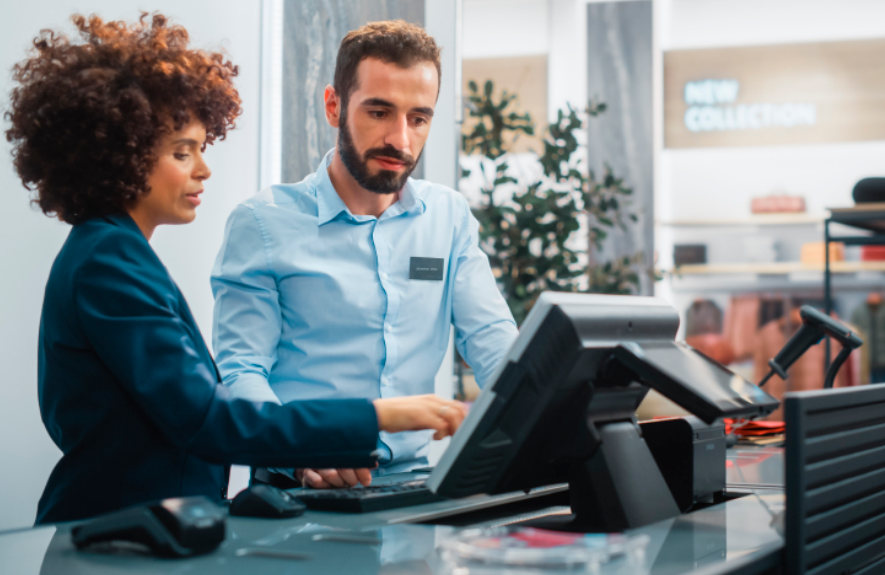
left=74, top=229, right=379, bottom=469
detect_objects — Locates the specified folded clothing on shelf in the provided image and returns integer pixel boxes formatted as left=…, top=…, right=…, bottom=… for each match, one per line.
left=800, top=241, right=844, bottom=265
left=724, top=419, right=785, bottom=437
left=862, top=246, right=885, bottom=261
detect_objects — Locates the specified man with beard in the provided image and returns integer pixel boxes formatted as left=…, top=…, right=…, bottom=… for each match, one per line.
left=211, top=21, right=517, bottom=489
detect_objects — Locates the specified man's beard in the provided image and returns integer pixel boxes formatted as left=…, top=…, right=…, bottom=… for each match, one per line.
left=337, top=113, right=421, bottom=195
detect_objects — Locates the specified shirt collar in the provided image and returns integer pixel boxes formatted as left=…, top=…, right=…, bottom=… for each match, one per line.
left=314, top=149, right=427, bottom=226
left=315, top=150, right=351, bottom=226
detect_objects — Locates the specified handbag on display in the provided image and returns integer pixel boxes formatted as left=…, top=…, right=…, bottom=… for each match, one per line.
left=853, top=177, right=885, bottom=204
left=750, top=194, right=806, bottom=214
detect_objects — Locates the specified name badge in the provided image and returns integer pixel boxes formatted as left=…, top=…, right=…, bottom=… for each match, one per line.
left=410, top=257, right=444, bottom=281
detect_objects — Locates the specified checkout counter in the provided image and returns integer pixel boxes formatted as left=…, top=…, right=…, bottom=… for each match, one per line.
left=0, top=446, right=785, bottom=575
left=2, top=293, right=795, bottom=574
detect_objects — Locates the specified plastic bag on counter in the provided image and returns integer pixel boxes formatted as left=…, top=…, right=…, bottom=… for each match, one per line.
left=439, top=526, right=649, bottom=571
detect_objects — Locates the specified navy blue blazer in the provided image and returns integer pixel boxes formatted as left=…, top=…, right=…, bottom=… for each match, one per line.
left=36, top=214, right=379, bottom=524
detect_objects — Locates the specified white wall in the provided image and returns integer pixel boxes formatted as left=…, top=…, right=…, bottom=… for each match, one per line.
left=0, top=1, right=261, bottom=530
left=657, top=0, right=885, bottom=246
left=463, top=0, right=548, bottom=59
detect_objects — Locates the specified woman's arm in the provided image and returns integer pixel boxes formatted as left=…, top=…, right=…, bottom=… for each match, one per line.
left=75, top=228, right=378, bottom=469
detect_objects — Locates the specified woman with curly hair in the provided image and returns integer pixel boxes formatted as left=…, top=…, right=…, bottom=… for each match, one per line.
left=6, top=13, right=465, bottom=524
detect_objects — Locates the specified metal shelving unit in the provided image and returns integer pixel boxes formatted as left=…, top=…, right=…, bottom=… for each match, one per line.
left=824, top=203, right=885, bottom=366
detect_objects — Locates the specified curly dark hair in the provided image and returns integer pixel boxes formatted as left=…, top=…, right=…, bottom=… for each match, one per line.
left=4, top=13, right=242, bottom=224
left=334, top=20, right=441, bottom=120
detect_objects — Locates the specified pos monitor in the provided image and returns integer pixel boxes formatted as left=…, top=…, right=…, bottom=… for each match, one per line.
left=426, top=292, right=778, bottom=532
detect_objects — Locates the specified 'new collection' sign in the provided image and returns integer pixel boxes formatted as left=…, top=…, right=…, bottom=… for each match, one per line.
left=665, top=39, right=885, bottom=148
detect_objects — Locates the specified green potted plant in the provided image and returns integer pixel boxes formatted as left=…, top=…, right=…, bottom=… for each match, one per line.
left=461, top=80, right=646, bottom=325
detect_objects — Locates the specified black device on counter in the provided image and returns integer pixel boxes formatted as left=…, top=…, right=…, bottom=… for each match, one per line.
left=759, top=305, right=863, bottom=390
left=71, top=496, right=225, bottom=557
left=229, top=484, right=306, bottom=519
left=640, top=416, right=727, bottom=512
left=427, top=292, right=778, bottom=532
left=294, top=480, right=443, bottom=513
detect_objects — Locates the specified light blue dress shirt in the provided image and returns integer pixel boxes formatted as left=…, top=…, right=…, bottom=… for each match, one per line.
left=211, top=150, right=518, bottom=472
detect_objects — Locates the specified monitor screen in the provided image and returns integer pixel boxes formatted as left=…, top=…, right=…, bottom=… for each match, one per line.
left=613, top=341, right=779, bottom=422
left=428, top=292, right=779, bottom=504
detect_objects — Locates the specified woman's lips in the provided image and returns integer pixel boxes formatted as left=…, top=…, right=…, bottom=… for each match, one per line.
left=373, top=157, right=406, bottom=171
left=185, top=192, right=202, bottom=206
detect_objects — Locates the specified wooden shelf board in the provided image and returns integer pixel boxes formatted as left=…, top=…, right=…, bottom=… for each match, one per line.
left=668, top=261, right=885, bottom=275
left=656, top=213, right=825, bottom=227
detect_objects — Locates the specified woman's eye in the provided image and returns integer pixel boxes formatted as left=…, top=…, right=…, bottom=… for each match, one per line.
left=174, top=153, right=190, bottom=160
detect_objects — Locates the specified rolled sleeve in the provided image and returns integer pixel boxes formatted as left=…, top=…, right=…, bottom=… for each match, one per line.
left=212, top=205, right=283, bottom=404
left=451, top=200, right=519, bottom=388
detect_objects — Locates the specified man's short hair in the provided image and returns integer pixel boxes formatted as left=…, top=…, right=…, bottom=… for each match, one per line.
left=333, top=20, right=442, bottom=114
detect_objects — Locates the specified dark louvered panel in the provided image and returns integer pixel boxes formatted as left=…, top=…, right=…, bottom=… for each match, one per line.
left=786, top=384, right=885, bottom=575
left=805, top=466, right=885, bottom=516
left=854, top=553, right=885, bottom=574
left=805, top=490, right=885, bottom=541
left=805, top=442, right=885, bottom=488
left=809, top=536, right=885, bottom=575
left=805, top=401, right=885, bottom=439
left=806, top=510, right=885, bottom=566
left=804, top=422, right=885, bottom=464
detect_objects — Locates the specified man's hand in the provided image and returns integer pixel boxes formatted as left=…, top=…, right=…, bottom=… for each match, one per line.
left=373, top=395, right=468, bottom=440
left=297, top=468, right=373, bottom=489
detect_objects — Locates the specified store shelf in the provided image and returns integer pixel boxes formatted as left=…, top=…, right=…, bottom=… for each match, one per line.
left=662, top=261, right=885, bottom=293
left=656, top=213, right=825, bottom=227
left=668, top=261, right=885, bottom=275
left=829, top=203, right=885, bottom=233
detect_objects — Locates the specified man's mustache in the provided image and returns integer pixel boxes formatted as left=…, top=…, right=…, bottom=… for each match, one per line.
left=364, top=145, right=415, bottom=167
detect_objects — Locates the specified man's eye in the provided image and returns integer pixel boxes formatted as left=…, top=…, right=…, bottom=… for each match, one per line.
left=413, top=117, right=428, bottom=126
left=369, top=110, right=387, bottom=119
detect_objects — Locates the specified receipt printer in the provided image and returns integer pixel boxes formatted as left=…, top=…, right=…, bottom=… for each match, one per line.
left=639, top=416, right=727, bottom=512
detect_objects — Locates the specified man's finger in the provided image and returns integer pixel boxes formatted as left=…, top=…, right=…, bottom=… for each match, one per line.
left=438, top=403, right=465, bottom=436
left=355, top=468, right=372, bottom=486
left=431, top=414, right=449, bottom=440
left=336, top=468, right=359, bottom=487
left=317, top=468, right=346, bottom=488
left=304, top=469, right=331, bottom=489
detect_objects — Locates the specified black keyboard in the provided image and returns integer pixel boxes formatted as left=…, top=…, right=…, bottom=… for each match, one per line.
left=292, top=480, right=444, bottom=513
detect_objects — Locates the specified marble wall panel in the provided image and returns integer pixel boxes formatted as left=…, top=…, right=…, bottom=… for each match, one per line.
left=585, top=1, right=654, bottom=294
left=282, top=0, right=425, bottom=182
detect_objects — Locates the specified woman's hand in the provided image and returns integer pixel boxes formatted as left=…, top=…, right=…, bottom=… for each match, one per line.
left=373, top=395, right=468, bottom=440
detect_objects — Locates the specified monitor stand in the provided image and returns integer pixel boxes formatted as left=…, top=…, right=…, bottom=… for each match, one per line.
left=567, top=420, right=680, bottom=532
left=531, top=384, right=681, bottom=533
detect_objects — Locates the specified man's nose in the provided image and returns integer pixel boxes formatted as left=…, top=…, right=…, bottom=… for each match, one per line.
left=384, top=114, right=410, bottom=152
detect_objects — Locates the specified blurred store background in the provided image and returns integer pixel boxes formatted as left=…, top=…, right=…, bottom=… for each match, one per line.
left=4, top=0, right=885, bottom=530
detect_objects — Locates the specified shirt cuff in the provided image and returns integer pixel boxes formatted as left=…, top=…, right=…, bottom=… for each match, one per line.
left=224, top=373, right=282, bottom=405
left=375, top=438, right=393, bottom=464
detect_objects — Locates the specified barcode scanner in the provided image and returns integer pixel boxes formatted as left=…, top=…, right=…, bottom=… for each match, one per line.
left=71, top=496, right=225, bottom=557
left=759, top=305, right=863, bottom=389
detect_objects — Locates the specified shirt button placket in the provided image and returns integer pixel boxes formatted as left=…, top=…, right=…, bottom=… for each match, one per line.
left=374, top=222, right=394, bottom=395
